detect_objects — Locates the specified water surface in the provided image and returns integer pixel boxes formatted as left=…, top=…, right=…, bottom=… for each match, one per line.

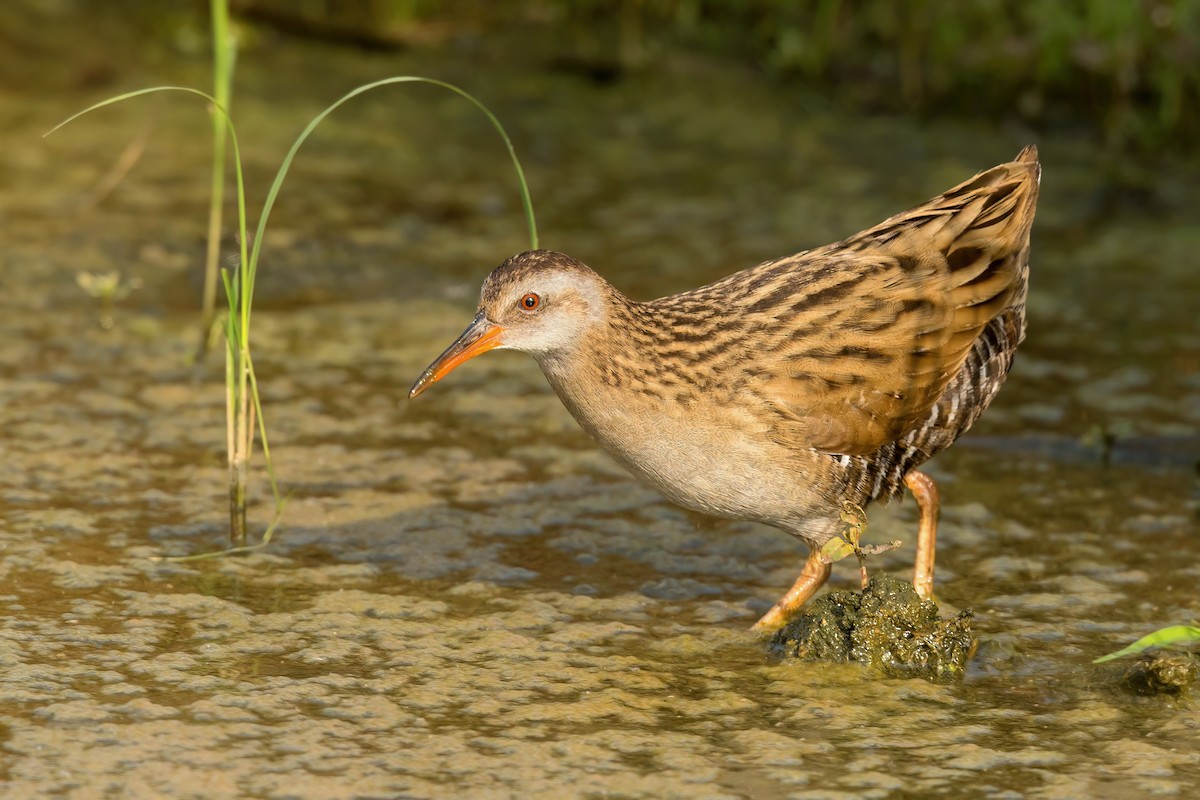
left=1, top=5, right=1198, bottom=798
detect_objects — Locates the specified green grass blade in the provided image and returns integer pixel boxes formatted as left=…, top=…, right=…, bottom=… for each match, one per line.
left=243, top=76, right=539, bottom=331
left=48, top=86, right=217, bottom=137
left=245, top=349, right=283, bottom=504
left=48, top=86, right=253, bottom=325
left=1093, top=625, right=1200, bottom=663
left=220, top=267, right=237, bottom=315
left=46, top=87, right=199, bottom=137
left=51, top=77, right=535, bottom=559
left=197, top=0, right=238, bottom=358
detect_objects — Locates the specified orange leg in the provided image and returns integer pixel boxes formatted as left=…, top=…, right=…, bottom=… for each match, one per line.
left=905, top=469, right=940, bottom=600
left=752, top=548, right=832, bottom=632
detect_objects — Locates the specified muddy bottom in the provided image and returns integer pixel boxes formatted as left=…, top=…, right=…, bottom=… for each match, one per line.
left=769, top=574, right=976, bottom=682
left=1118, top=654, right=1198, bottom=696
left=1, top=299, right=1197, bottom=799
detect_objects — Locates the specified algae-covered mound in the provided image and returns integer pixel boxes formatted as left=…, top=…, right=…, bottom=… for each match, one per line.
left=1119, top=653, right=1198, bottom=696
left=768, top=574, right=976, bottom=681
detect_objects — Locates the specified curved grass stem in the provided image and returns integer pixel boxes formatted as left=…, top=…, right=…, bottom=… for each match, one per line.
left=49, top=75, right=538, bottom=559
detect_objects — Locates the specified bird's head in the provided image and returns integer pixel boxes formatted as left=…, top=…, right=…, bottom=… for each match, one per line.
left=409, top=250, right=611, bottom=398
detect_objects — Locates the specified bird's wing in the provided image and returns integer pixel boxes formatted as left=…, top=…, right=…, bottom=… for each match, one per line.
left=752, top=147, right=1040, bottom=455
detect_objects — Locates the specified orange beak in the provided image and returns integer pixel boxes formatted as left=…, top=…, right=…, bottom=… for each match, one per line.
left=409, top=311, right=505, bottom=399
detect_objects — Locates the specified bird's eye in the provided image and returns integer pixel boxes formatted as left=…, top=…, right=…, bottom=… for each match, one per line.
left=519, top=293, right=541, bottom=311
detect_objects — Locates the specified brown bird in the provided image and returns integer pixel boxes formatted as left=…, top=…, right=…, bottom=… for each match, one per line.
left=411, top=147, right=1041, bottom=631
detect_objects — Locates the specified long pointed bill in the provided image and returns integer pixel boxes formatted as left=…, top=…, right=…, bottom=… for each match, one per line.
left=409, top=311, right=505, bottom=399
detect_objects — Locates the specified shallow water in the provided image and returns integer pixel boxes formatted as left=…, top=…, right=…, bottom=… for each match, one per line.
left=2, top=4, right=1199, bottom=798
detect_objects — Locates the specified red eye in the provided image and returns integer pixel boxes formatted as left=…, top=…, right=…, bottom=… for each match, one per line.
left=520, top=293, right=541, bottom=311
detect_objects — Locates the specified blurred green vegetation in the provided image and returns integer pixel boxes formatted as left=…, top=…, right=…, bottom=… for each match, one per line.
left=232, top=0, right=1199, bottom=154
left=564, top=0, right=1200, bottom=152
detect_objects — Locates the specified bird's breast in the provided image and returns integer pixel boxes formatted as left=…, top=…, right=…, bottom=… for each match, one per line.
left=538, top=356, right=834, bottom=534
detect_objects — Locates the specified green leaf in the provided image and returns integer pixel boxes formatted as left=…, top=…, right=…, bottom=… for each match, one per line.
left=818, top=501, right=868, bottom=564
left=819, top=535, right=858, bottom=564
left=1093, top=625, right=1200, bottom=664
left=817, top=501, right=900, bottom=564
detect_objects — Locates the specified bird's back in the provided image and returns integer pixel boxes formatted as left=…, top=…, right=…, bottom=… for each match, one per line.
left=835, top=146, right=1040, bottom=504
left=631, top=146, right=1041, bottom=506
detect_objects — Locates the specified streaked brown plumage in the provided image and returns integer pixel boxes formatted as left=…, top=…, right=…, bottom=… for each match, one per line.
left=411, top=146, right=1041, bottom=630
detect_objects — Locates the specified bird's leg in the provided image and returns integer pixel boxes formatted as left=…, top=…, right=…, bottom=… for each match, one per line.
left=905, top=469, right=940, bottom=600
left=752, top=549, right=831, bottom=632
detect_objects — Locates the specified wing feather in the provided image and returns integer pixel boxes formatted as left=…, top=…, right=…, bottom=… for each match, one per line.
left=751, top=148, right=1040, bottom=455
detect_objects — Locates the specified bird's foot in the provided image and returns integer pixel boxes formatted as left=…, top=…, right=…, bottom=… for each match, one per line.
left=820, top=501, right=900, bottom=588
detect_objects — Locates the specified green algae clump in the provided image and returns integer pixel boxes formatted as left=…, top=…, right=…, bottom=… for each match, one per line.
left=768, top=574, right=975, bottom=681
left=1120, top=654, right=1198, bottom=696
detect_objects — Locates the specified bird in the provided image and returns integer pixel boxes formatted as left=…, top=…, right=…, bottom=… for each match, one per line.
left=410, top=146, right=1041, bottom=631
